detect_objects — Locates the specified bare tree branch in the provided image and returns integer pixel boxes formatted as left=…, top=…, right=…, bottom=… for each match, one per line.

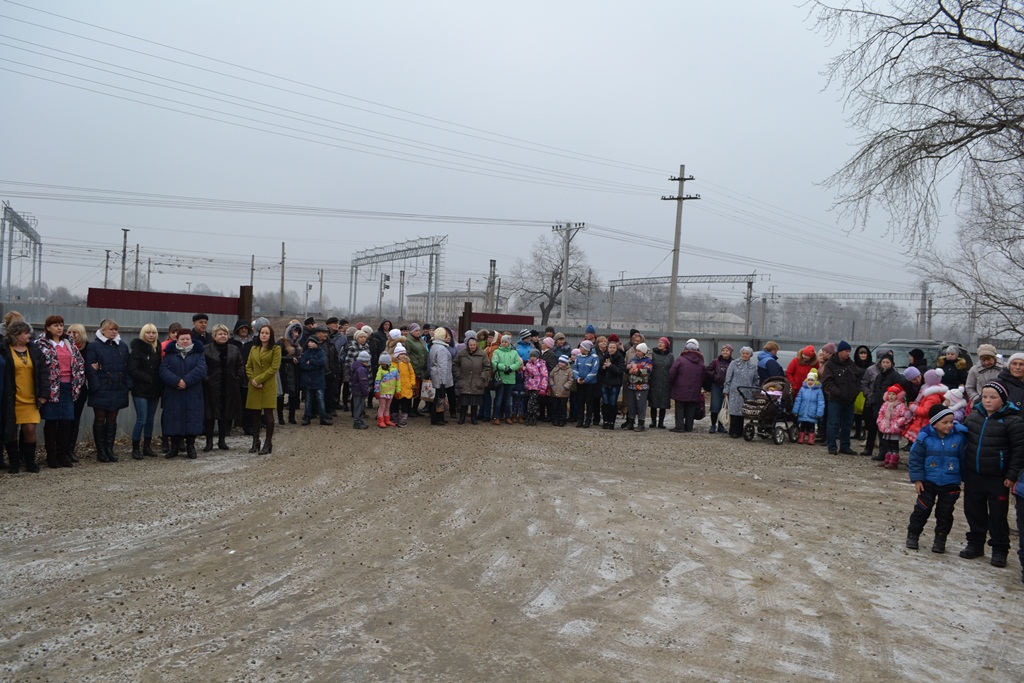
left=809, top=0, right=1024, bottom=248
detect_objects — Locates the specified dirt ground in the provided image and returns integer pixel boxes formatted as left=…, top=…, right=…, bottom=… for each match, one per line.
left=2, top=414, right=1023, bottom=682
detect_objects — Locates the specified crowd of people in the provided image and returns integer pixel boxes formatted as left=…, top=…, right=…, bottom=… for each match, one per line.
left=2, top=310, right=1023, bottom=581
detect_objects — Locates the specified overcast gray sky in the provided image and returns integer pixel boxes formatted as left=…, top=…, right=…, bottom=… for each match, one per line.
left=0, top=0, right=934, bottom=313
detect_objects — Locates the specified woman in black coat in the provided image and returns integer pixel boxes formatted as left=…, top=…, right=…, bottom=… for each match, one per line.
left=84, top=319, right=131, bottom=463
left=160, top=330, right=208, bottom=459
left=127, top=323, right=163, bottom=459
left=203, top=324, right=245, bottom=452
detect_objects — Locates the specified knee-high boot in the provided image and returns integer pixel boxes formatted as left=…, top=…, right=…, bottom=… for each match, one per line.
left=277, top=397, right=285, bottom=425
left=93, top=423, right=110, bottom=462
left=218, top=420, right=231, bottom=450
left=203, top=419, right=215, bottom=452
left=44, top=421, right=60, bottom=467
left=57, top=421, right=75, bottom=467
left=21, top=441, right=40, bottom=473
left=259, top=419, right=273, bottom=455
left=105, top=421, right=119, bottom=462
left=186, top=435, right=198, bottom=459
left=249, top=414, right=261, bottom=453
left=6, top=440, right=20, bottom=473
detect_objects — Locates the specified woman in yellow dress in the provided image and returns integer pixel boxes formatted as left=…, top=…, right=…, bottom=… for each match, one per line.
left=3, top=321, right=48, bottom=474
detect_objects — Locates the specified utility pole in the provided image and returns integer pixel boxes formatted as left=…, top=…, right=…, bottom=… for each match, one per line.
left=486, top=260, right=496, bottom=312
left=661, top=165, right=700, bottom=334
left=134, top=244, right=139, bottom=290
left=120, top=228, right=129, bottom=290
left=585, top=268, right=593, bottom=323
left=104, top=249, right=111, bottom=288
left=147, top=258, right=152, bottom=291
left=744, top=280, right=754, bottom=336
left=760, top=295, right=767, bottom=337
left=250, top=255, right=255, bottom=288
left=398, top=270, right=406, bottom=319
left=552, top=222, right=586, bottom=327
left=279, top=242, right=285, bottom=316
left=318, top=268, right=324, bottom=315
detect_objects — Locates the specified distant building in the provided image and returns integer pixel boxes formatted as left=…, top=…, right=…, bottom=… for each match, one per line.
left=406, top=290, right=507, bottom=324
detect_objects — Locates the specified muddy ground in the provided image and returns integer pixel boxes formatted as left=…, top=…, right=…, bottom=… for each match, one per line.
left=2, top=415, right=1023, bottom=682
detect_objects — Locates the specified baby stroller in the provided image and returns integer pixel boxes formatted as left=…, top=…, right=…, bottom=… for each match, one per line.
left=738, top=376, right=797, bottom=445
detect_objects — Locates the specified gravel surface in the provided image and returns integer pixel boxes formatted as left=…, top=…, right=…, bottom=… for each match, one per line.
left=2, top=416, right=1023, bottom=681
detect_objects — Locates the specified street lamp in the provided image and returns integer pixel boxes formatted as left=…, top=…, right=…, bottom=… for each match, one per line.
left=186, top=281, right=192, bottom=294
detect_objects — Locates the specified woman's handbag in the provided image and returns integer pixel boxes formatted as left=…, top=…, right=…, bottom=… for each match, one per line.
left=696, top=393, right=707, bottom=420
left=420, top=379, right=436, bottom=400
left=434, top=388, right=448, bottom=414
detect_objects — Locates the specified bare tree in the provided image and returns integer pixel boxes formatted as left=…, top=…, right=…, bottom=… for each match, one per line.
left=810, top=0, right=1024, bottom=247
left=507, top=234, right=591, bottom=325
left=925, top=173, right=1024, bottom=339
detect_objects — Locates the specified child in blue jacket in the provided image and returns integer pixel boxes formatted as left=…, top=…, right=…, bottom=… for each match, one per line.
left=906, top=405, right=967, bottom=554
left=792, top=369, right=825, bottom=445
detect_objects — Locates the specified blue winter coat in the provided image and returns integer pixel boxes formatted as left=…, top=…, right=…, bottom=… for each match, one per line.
left=757, top=350, right=785, bottom=383
left=908, top=422, right=967, bottom=487
left=573, top=352, right=600, bottom=384
left=299, top=342, right=327, bottom=390
left=793, top=384, right=825, bottom=423
left=85, top=334, right=132, bottom=410
left=160, top=345, right=208, bottom=435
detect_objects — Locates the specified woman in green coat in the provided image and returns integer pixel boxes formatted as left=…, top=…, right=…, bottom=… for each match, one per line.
left=245, top=325, right=281, bottom=454
left=489, top=334, right=522, bottom=425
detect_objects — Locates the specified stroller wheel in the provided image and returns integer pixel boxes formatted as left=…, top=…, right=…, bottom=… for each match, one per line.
left=743, top=423, right=756, bottom=442
left=788, top=424, right=799, bottom=443
left=773, top=426, right=787, bottom=445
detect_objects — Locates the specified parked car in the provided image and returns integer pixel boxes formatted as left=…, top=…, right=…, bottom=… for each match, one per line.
left=870, top=339, right=973, bottom=373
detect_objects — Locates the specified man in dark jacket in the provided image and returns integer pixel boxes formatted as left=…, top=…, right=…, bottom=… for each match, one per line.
left=819, top=340, right=860, bottom=455
left=191, top=313, right=213, bottom=347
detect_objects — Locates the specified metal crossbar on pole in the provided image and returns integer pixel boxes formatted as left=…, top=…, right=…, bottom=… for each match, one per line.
left=607, top=273, right=762, bottom=332
left=349, top=236, right=447, bottom=319
left=773, top=292, right=921, bottom=301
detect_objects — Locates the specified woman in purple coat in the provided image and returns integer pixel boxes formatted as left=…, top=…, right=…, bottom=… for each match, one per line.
left=668, top=338, right=706, bottom=433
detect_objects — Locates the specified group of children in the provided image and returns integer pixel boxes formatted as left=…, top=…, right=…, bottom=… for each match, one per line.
left=790, top=358, right=1024, bottom=580
left=904, top=381, right=1024, bottom=580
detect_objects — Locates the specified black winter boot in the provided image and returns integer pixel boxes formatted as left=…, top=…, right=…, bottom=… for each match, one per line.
left=131, top=440, right=143, bottom=460
left=991, top=550, right=1008, bottom=567
left=94, top=423, right=109, bottom=462
left=259, top=421, right=273, bottom=455
left=277, top=398, right=286, bottom=426
left=636, top=419, right=646, bottom=432
left=6, top=440, right=20, bottom=473
left=105, top=421, right=119, bottom=462
left=160, top=434, right=170, bottom=455
left=203, top=420, right=215, bottom=452
left=166, top=436, right=182, bottom=459
left=186, top=435, right=198, bottom=459
left=143, top=438, right=158, bottom=457
left=218, top=420, right=231, bottom=450
left=931, top=534, right=947, bottom=554
left=458, top=407, right=467, bottom=425
left=905, top=532, right=919, bottom=550
left=959, top=543, right=984, bottom=559
left=21, top=442, right=40, bottom=473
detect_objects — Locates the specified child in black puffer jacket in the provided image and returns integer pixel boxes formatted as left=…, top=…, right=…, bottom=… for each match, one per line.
left=960, top=382, right=1024, bottom=569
